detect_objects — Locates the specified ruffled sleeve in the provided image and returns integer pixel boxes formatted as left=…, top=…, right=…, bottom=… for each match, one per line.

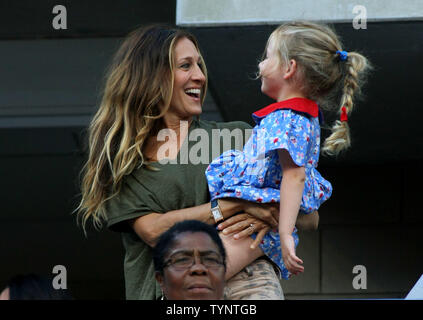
left=258, top=110, right=313, bottom=167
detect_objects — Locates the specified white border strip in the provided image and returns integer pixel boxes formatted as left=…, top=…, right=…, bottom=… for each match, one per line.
left=176, top=0, right=423, bottom=26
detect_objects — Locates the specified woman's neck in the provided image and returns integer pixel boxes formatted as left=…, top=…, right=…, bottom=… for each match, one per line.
left=161, top=115, right=193, bottom=137
left=143, top=115, right=193, bottom=162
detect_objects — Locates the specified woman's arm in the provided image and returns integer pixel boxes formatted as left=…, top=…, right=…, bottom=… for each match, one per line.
left=130, top=199, right=239, bottom=247
left=130, top=198, right=279, bottom=247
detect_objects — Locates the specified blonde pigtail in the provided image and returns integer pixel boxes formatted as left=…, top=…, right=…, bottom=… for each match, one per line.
left=322, top=51, right=370, bottom=156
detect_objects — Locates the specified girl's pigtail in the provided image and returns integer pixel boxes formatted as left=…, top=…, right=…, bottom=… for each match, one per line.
left=321, top=51, right=370, bottom=156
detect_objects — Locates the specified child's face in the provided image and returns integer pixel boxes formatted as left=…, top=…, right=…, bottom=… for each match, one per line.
left=259, top=38, right=286, bottom=100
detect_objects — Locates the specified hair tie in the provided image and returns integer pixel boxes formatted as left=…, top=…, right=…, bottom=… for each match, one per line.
left=336, top=50, right=348, bottom=62
left=340, top=106, right=348, bottom=122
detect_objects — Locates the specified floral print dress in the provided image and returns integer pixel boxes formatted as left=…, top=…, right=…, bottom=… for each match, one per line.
left=206, top=97, right=332, bottom=279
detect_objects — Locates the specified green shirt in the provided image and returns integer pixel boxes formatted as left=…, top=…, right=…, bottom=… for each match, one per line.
left=105, top=118, right=252, bottom=300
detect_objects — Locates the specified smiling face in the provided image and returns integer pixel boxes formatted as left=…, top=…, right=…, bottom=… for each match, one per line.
left=156, top=232, right=226, bottom=300
left=258, top=37, right=286, bottom=100
left=167, top=37, right=206, bottom=122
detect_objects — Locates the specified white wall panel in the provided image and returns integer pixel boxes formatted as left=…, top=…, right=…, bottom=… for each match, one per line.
left=177, top=0, right=423, bottom=26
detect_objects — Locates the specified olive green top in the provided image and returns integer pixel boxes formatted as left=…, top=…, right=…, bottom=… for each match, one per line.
left=105, top=118, right=252, bottom=300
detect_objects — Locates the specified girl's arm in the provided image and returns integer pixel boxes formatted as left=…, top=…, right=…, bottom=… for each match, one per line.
left=278, top=149, right=305, bottom=275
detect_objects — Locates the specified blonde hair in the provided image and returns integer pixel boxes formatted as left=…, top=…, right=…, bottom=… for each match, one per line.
left=265, top=21, right=371, bottom=156
left=75, top=25, right=208, bottom=233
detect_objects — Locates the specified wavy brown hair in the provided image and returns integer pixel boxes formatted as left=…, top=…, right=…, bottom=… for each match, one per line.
left=265, top=21, right=371, bottom=156
left=75, top=25, right=208, bottom=233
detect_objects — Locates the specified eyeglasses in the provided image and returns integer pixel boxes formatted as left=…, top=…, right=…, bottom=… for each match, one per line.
left=164, top=252, right=224, bottom=270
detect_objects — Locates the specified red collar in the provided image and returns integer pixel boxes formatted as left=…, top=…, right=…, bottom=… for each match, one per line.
left=252, top=97, right=319, bottom=123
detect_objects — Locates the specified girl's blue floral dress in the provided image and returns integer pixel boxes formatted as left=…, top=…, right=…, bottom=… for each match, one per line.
left=206, top=97, right=332, bottom=279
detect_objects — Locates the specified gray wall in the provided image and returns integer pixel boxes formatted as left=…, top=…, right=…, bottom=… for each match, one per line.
left=0, top=38, right=128, bottom=299
left=284, top=162, right=423, bottom=299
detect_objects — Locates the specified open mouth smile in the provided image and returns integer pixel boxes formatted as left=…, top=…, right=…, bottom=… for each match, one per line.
left=185, top=88, right=201, bottom=100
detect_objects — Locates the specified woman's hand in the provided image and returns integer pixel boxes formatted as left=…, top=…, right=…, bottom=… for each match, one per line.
left=296, top=210, right=319, bottom=231
left=240, top=200, right=279, bottom=228
left=280, top=233, right=304, bottom=276
left=217, top=213, right=271, bottom=250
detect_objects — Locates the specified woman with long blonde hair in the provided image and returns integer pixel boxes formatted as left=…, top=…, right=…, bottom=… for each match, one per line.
left=76, top=24, right=290, bottom=300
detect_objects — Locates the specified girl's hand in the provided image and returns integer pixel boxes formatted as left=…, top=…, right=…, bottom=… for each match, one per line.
left=280, top=233, right=304, bottom=275
left=217, top=213, right=271, bottom=249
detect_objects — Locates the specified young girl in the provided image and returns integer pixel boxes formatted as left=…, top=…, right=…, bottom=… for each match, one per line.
left=206, top=21, right=371, bottom=281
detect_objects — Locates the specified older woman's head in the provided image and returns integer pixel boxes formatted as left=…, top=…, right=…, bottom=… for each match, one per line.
left=153, top=220, right=226, bottom=300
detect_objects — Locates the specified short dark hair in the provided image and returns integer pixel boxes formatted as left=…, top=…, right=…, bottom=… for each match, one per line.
left=153, top=220, right=226, bottom=274
left=6, top=274, right=73, bottom=300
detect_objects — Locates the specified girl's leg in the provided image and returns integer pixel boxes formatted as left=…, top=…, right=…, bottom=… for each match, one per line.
left=220, top=233, right=263, bottom=280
